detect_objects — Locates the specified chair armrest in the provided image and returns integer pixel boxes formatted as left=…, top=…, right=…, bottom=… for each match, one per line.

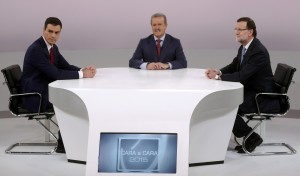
left=10, top=92, right=43, bottom=115
left=254, top=93, right=289, bottom=115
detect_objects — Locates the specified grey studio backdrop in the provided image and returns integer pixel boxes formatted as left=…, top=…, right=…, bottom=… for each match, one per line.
left=0, top=0, right=299, bottom=111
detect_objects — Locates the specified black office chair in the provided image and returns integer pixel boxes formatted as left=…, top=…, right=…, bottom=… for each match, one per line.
left=1, top=64, right=58, bottom=154
left=237, top=63, right=297, bottom=155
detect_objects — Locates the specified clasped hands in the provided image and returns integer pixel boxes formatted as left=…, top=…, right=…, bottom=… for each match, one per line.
left=147, top=62, right=170, bottom=70
left=205, top=68, right=220, bottom=79
left=82, top=66, right=97, bottom=78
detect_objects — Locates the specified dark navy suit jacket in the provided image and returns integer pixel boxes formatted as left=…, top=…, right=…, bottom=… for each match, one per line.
left=129, top=34, right=187, bottom=69
left=220, top=38, right=280, bottom=113
left=21, top=36, right=80, bottom=112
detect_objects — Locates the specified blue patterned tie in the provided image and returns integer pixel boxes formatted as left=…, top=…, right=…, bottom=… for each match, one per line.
left=240, top=47, right=246, bottom=65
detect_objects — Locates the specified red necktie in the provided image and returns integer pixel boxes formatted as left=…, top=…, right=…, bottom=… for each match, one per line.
left=49, top=47, right=54, bottom=64
left=156, top=39, right=161, bottom=59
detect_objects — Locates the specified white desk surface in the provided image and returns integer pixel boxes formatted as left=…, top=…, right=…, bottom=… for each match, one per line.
left=51, top=67, right=242, bottom=91
left=49, top=67, right=243, bottom=176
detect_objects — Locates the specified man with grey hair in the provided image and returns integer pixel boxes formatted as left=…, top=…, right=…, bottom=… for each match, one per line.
left=129, top=13, right=187, bottom=70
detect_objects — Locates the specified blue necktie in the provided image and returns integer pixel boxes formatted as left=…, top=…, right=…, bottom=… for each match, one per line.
left=240, top=47, right=246, bottom=65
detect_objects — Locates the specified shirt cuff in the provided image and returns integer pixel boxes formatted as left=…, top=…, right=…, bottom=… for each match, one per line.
left=140, top=63, right=148, bottom=70
left=168, top=63, right=172, bottom=69
left=78, top=70, right=83, bottom=78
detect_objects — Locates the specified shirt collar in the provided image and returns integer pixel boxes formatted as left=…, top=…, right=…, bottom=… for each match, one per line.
left=154, top=34, right=166, bottom=42
left=42, top=36, right=53, bottom=51
left=244, top=38, right=254, bottom=51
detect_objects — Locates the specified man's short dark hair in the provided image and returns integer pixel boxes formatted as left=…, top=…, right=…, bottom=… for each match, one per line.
left=237, top=17, right=257, bottom=37
left=44, top=17, right=62, bottom=29
left=151, top=13, right=167, bottom=25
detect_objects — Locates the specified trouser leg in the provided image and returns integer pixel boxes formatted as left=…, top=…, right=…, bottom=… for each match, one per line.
left=232, top=113, right=252, bottom=138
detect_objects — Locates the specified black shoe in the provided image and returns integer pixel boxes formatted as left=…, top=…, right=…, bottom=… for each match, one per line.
left=56, top=140, right=65, bottom=153
left=234, top=145, right=242, bottom=151
left=56, top=131, right=65, bottom=153
left=234, top=132, right=261, bottom=151
left=236, top=132, right=263, bottom=153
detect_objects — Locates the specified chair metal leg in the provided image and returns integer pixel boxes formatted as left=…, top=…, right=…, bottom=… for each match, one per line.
left=241, top=119, right=297, bottom=156
left=45, top=119, right=50, bottom=142
left=234, top=136, right=242, bottom=146
left=50, top=118, right=58, bottom=127
left=5, top=142, right=57, bottom=155
left=5, top=118, right=58, bottom=155
left=253, top=143, right=297, bottom=156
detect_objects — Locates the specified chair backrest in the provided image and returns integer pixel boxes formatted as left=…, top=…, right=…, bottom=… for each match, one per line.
left=1, top=65, right=23, bottom=112
left=1, top=64, right=22, bottom=95
left=273, top=63, right=296, bottom=94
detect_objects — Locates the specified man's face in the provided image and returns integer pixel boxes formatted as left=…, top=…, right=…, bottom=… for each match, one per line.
left=151, top=17, right=167, bottom=38
left=43, top=24, right=61, bottom=45
left=235, top=21, right=252, bottom=45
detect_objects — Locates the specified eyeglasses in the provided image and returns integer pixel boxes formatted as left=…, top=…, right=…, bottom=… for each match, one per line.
left=234, top=28, right=249, bottom=32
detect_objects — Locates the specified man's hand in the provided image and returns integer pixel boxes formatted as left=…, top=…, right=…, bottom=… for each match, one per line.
left=157, top=62, right=170, bottom=69
left=205, top=68, right=220, bottom=79
left=83, top=65, right=97, bottom=78
left=146, top=63, right=158, bottom=70
left=146, top=62, right=170, bottom=70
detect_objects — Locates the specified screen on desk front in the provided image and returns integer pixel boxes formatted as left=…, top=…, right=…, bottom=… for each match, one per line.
left=98, top=133, right=177, bottom=173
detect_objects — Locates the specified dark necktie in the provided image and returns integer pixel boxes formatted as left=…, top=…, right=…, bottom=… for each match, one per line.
left=156, top=39, right=161, bottom=59
left=49, top=47, right=54, bottom=64
left=240, top=47, right=246, bottom=65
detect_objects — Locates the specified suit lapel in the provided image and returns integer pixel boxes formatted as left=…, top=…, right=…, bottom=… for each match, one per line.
left=52, top=45, right=58, bottom=65
left=38, top=37, right=49, bottom=57
left=240, top=38, right=256, bottom=68
left=160, top=34, right=168, bottom=62
left=149, top=35, right=160, bottom=62
left=237, top=46, right=243, bottom=70
left=241, top=51, right=248, bottom=67
left=39, top=37, right=56, bottom=65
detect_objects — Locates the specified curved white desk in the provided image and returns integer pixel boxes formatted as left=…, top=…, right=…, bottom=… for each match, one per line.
left=49, top=68, right=243, bottom=176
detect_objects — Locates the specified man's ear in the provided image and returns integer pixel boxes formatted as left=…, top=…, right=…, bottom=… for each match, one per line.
left=249, top=29, right=253, bottom=36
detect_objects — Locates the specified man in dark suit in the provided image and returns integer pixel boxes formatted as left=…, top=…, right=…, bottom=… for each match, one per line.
left=129, top=13, right=187, bottom=70
left=205, top=17, right=280, bottom=153
left=20, top=17, right=96, bottom=153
